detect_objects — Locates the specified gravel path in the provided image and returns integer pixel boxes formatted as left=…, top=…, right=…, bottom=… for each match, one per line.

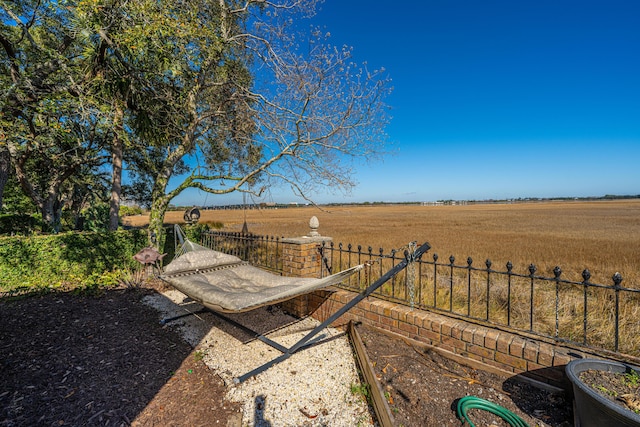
left=143, top=289, right=374, bottom=427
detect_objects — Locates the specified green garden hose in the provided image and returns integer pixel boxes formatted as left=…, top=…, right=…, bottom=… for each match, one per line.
left=456, top=396, right=530, bottom=427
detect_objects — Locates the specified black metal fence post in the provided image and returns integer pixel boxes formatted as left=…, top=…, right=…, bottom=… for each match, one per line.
left=485, top=259, right=492, bottom=321
left=449, top=255, right=455, bottom=312
left=612, top=272, right=623, bottom=352
left=466, top=257, right=473, bottom=316
left=582, top=269, right=591, bottom=345
left=528, top=263, right=537, bottom=332
left=432, top=253, right=439, bottom=309
left=553, top=266, right=562, bottom=339
left=506, top=261, right=513, bottom=327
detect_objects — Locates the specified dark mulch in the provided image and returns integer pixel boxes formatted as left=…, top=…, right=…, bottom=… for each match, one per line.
left=356, top=323, right=574, bottom=427
left=2, top=285, right=574, bottom=427
left=0, top=286, right=240, bottom=427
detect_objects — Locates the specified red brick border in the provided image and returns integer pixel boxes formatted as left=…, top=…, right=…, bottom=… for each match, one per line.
left=295, top=288, right=614, bottom=389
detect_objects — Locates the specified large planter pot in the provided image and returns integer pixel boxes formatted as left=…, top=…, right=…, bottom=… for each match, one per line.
left=566, top=358, right=640, bottom=427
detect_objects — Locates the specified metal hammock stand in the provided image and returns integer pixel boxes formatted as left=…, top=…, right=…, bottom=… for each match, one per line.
left=160, top=225, right=431, bottom=383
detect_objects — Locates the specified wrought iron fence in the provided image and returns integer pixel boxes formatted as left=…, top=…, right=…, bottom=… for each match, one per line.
left=201, top=231, right=640, bottom=356
left=201, top=230, right=284, bottom=274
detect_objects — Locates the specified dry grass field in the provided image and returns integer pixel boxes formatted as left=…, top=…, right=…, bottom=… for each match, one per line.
left=125, top=200, right=640, bottom=287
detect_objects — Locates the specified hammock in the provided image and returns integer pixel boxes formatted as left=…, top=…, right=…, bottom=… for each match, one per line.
left=160, top=240, right=363, bottom=313
left=159, top=226, right=431, bottom=383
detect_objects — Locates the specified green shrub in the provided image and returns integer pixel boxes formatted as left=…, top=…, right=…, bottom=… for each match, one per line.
left=82, top=203, right=111, bottom=232
left=119, top=205, right=144, bottom=217
left=183, top=223, right=210, bottom=243
left=0, top=229, right=147, bottom=295
left=0, top=213, right=42, bottom=235
left=202, top=220, right=224, bottom=230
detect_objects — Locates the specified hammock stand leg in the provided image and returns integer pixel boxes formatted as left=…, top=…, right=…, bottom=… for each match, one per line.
left=233, top=241, right=431, bottom=384
left=159, top=308, right=209, bottom=325
left=155, top=291, right=301, bottom=354
left=208, top=310, right=291, bottom=354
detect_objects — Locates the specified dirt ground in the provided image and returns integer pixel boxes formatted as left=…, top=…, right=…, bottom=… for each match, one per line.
left=1, top=284, right=573, bottom=427
left=356, top=323, right=573, bottom=427
left=579, top=369, right=640, bottom=415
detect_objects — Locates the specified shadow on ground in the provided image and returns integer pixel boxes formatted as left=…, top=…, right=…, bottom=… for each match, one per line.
left=0, top=287, right=240, bottom=426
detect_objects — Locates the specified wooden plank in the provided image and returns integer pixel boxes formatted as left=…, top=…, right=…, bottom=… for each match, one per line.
left=348, top=321, right=395, bottom=427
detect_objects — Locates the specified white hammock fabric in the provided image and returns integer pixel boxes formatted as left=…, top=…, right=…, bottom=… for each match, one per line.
left=160, top=241, right=363, bottom=313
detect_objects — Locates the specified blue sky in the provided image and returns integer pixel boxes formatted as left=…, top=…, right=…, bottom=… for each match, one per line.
left=175, top=0, right=639, bottom=206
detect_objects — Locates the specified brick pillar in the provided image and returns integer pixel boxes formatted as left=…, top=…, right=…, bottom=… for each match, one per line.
left=279, top=235, right=332, bottom=317
left=281, top=237, right=327, bottom=277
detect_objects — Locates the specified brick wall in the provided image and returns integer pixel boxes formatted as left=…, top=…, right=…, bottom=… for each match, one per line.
left=304, top=288, right=579, bottom=389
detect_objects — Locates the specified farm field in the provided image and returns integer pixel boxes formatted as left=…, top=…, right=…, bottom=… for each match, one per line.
left=124, top=199, right=640, bottom=287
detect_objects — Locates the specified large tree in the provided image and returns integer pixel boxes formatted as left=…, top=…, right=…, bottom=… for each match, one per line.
left=75, top=1, right=138, bottom=231
left=0, top=0, right=110, bottom=231
left=88, top=0, right=391, bottom=248
left=2, top=0, right=391, bottom=243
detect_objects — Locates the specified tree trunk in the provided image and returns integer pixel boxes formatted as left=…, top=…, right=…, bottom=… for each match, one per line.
left=0, top=147, right=10, bottom=211
left=109, top=105, right=124, bottom=231
left=41, top=195, right=62, bottom=233
left=148, top=169, right=171, bottom=250
left=148, top=193, right=169, bottom=251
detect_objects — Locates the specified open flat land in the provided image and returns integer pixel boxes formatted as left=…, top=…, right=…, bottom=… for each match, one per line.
left=125, top=200, right=640, bottom=287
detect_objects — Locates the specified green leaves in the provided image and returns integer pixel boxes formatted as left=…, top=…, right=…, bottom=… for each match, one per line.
left=0, top=229, right=147, bottom=294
